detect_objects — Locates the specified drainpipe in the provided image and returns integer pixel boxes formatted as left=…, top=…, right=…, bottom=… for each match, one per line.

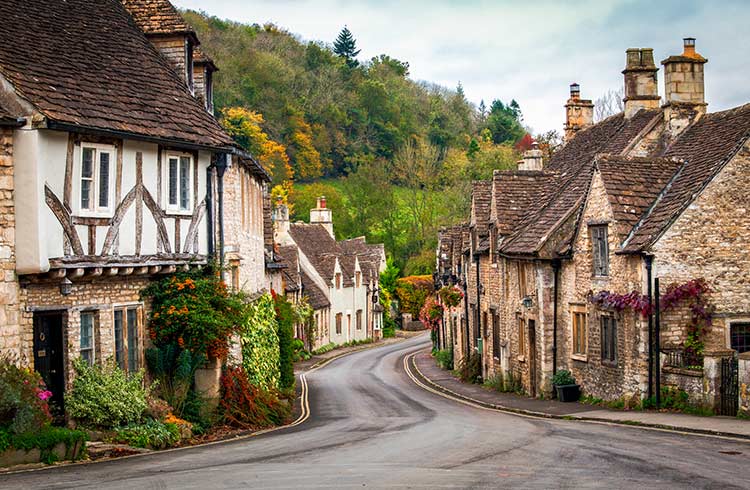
left=645, top=255, right=654, bottom=399
left=215, top=154, right=228, bottom=273
left=655, top=277, right=661, bottom=408
left=206, top=167, right=214, bottom=257
left=552, top=258, right=561, bottom=376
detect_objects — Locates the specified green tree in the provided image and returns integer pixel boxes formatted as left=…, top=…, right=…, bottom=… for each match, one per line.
left=333, top=26, right=361, bottom=68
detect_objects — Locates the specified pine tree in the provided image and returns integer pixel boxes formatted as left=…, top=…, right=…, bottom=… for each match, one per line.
left=333, top=26, right=361, bottom=68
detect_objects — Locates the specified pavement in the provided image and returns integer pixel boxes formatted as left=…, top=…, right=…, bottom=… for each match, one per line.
left=412, top=348, right=750, bottom=439
left=1, top=333, right=748, bottom=489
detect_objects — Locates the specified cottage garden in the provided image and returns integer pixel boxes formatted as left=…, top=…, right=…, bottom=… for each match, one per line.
left=0, top=265, right=313, bottom=464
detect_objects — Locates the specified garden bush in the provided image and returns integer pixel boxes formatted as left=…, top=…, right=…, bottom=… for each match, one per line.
left=456, top=352, right=482, bottom=384
left=0, top=426, right=87, bottom=464
left=312, top=342, right=336, bottom=355
left=0, top=356, right=52, bottom=435
left=114, top=419, right=180, bottom=449
left=65, top=359, right=148, bottom=429
left=241, top=293, right=281, bottom=391
left=220, top=367, right=290, bottom=429
left=434, top=348, right=453, bottom=370
left=145, top=343, right=204, bottom=418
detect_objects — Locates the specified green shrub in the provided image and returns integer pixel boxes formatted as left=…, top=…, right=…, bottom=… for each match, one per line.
left=483, top=372, right=523, bottom=393
left=145, top=344, right=204, bottom=418
left=456, top=352, right=482, bottom=384
left=551, top=369, right=576, bottom=386
left=114, top=419, right=180, bottom=449
left=0, top=356, right=53, bottom=434
left=312, top=343, right=336, bottom=355
left=434, top=348, right=453, bottom=370
left=641, top=386, right=714, bottom=416
left=0, top=426, right=87, bottom=463
left=274, top=293, right=296, bottom=391
left=241, top=293, right=281, bottom=391
left=65, top=359, right=148, bottom=429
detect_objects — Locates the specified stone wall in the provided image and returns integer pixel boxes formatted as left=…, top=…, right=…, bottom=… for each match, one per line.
left=558, top=170, right=646, bottom=401
left=652, top=142, right=750, bottom=352
left=0, top=128, right=21, bottom=359
left=19, top=276, right=152, bottom=388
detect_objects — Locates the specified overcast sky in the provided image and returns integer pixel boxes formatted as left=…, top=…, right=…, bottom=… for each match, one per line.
left=174, top=0, right=749, bottom=134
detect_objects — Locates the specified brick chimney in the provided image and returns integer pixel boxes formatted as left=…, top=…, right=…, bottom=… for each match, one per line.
left=564, top=83, right=594, bottom=141
left=622, top=48, right=660, bottom=118
left=662, top=37, right=708, bottom=136
left=310, top=196, right=334, bottom=238
left=517, top=142, right=543, bottom=171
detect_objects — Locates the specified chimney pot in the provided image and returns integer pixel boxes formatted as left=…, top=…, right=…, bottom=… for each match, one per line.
left=320, top=196, right=327, bottom=209
left=570, top=83, right=580, bottom=99
left=564, top=83, right=593, bottom=141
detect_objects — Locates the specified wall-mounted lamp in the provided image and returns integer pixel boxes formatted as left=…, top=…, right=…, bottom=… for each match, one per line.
left=60, top=277, right=73, bottom=296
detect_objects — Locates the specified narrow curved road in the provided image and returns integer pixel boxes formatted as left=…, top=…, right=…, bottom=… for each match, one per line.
left=2, top=334, right=748, bottom=489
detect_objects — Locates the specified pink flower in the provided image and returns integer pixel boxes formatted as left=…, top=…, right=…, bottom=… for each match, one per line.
left=37, top=390, right=53, bottom=401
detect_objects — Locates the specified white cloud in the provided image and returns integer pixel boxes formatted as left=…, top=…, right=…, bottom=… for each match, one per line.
left=174, top=0, right=750, bottom=134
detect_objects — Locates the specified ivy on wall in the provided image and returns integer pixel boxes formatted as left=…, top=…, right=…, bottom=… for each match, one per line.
left=240, top=293, right=281, bottom=391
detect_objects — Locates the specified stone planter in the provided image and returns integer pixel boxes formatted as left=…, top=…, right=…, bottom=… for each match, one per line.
left=555, top=384, right=580, bottom=402
left=0, top=440, right=85, bottom=467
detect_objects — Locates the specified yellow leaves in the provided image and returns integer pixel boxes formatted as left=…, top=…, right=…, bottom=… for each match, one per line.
left=287, top=115, right=322, bottom=180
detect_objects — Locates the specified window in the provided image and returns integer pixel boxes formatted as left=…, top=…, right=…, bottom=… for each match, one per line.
left=114, top=306, right=141, bottom=372
left=186, top=39, right=194, bottom=92
left=601, top=315, right=617, bottom=364
left=77, top=145, right=114, bottom=216
left=572, top=310, right=587, bottom=356
left=347, top=314, right=352, bottom=333
left=730, top=323, right=750, bottom=354
left=482, top=311, right=488, bottom=338
left=80, top=312, right=95, bottom=365
left=591, top=225, right=609, bottom=276
left=517, top=317, right=526, bottom=357
left=205, top=69, right=214, bottom=113
left=165, top=153, right=193, bottom=213
left=490, top=228, right=497, bottom=264
left=492, top=312, right=500, bottom=359
left=241, top=169, right=260, bottom=234
left=336, top=313, right=342, bottom=335
left=231, top=265, right=240, bottom=292
left=335, top=273, right=342, bottom=289
left=356, top=310, right=363, bottom=330
left=355, top=271, right=361, bottom=288
left=517, top=262, right=529, bottom=298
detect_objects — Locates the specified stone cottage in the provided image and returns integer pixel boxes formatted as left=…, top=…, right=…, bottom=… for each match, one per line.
left=274, top=198, right=385, bottom=350
left=0, top=0, right=270, bottom=412
left=442, top=38, right=750, bottom=414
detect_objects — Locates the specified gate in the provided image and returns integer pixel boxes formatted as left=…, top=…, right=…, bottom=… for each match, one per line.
left=719, top=356, right=739, bottom=416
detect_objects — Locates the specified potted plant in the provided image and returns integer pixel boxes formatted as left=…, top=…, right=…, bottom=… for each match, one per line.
left=552, top=370, right=580, bottom=402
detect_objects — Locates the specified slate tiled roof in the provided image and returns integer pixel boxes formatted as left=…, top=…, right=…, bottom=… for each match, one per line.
left=121, top=0, right=196, bottom=37
left=288, top=223, right=339, bottom=283
left=500, top=110, right=661, bottom=255
left=301, top=271, right=331, bottom=310
left=623, top=104, right=750, bottom=252
left=340, top=238, right=384, bottom=283
left=0, top=0, right=234, bottom=149
left=597, top=156, right=683, bottom=240
left=277, top=245, right=301, bottom=293
left=470, top=181, right=492, bottom=238
left=492, top=170, right=558, bottom=236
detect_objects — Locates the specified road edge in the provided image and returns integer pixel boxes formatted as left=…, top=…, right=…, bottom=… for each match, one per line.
left=404, top=349, right=750, bottom=443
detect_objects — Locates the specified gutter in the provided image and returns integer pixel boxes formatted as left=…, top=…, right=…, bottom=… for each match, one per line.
left=0, top=117, right=25, bottom=128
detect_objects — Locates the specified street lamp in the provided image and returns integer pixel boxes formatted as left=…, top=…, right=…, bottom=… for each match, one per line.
left=522, top=295, right=534, bottom=309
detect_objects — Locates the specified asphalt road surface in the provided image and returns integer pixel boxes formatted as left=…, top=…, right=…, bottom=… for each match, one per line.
left=2, top=334, right=748, bottom=489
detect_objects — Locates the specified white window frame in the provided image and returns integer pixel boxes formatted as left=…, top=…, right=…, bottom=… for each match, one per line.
left=163, top=152, right=194, bottom=215
left=74, top=143, right=116, bottom=218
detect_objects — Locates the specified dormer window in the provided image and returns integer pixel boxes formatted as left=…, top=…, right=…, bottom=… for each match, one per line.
left=76, top=143, right=115, bottom=217
left=164, top=152, right=194, bottom=214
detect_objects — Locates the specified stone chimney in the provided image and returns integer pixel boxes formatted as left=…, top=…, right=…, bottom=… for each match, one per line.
left=564, top=83, right=594, bottom=141
left=623, top=48, right=660, bottom=118
left=662, top=37, right=708, bottom=136
left=273, top=199, right=290, bottom=242
left=310, top=196, right=334, bottom=238
left=517, top=142, right=543, bottom=171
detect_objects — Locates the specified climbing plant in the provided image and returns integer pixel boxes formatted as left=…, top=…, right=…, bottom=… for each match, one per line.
left=240, top=293, right=280, bottom=391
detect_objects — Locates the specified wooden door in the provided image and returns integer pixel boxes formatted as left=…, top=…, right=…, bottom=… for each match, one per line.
left=33, top=312, right=65, bottom=417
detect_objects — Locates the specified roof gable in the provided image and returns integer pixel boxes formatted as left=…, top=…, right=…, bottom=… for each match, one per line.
left=0, top=0, right=233, bottom=149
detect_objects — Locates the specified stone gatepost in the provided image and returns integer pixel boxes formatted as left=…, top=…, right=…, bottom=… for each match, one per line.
left=194, top=357, right=222, bottom=416
left=702, top=348, right=735, bottom=410
left=739, top=352, right=750, bottom=417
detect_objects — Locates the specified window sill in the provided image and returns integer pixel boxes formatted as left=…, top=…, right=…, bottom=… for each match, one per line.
left=163, top=209, right=194, bottom=217
left=74, top=211, right=114, bottom=220
left=517, top=355, right=526, bottom=363
left=571, top=353, right=588, bottom=362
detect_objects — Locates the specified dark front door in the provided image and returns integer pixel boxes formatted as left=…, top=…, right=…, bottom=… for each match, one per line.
left=33, top=312, right=65, bottom=417
left=528, top=319, right=537, bottom=397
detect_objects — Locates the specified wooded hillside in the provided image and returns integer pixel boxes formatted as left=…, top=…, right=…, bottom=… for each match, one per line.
left=183, top=10, right=557, bottom=274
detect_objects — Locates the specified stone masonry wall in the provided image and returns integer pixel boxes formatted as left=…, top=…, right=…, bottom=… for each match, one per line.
left=558, top=171, right=646, bottom=401
left=652, top=142, right=750, bottom=352
left=19, top=276, right=152, bottom=389
left=0, top=128, right=22, bottom=359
